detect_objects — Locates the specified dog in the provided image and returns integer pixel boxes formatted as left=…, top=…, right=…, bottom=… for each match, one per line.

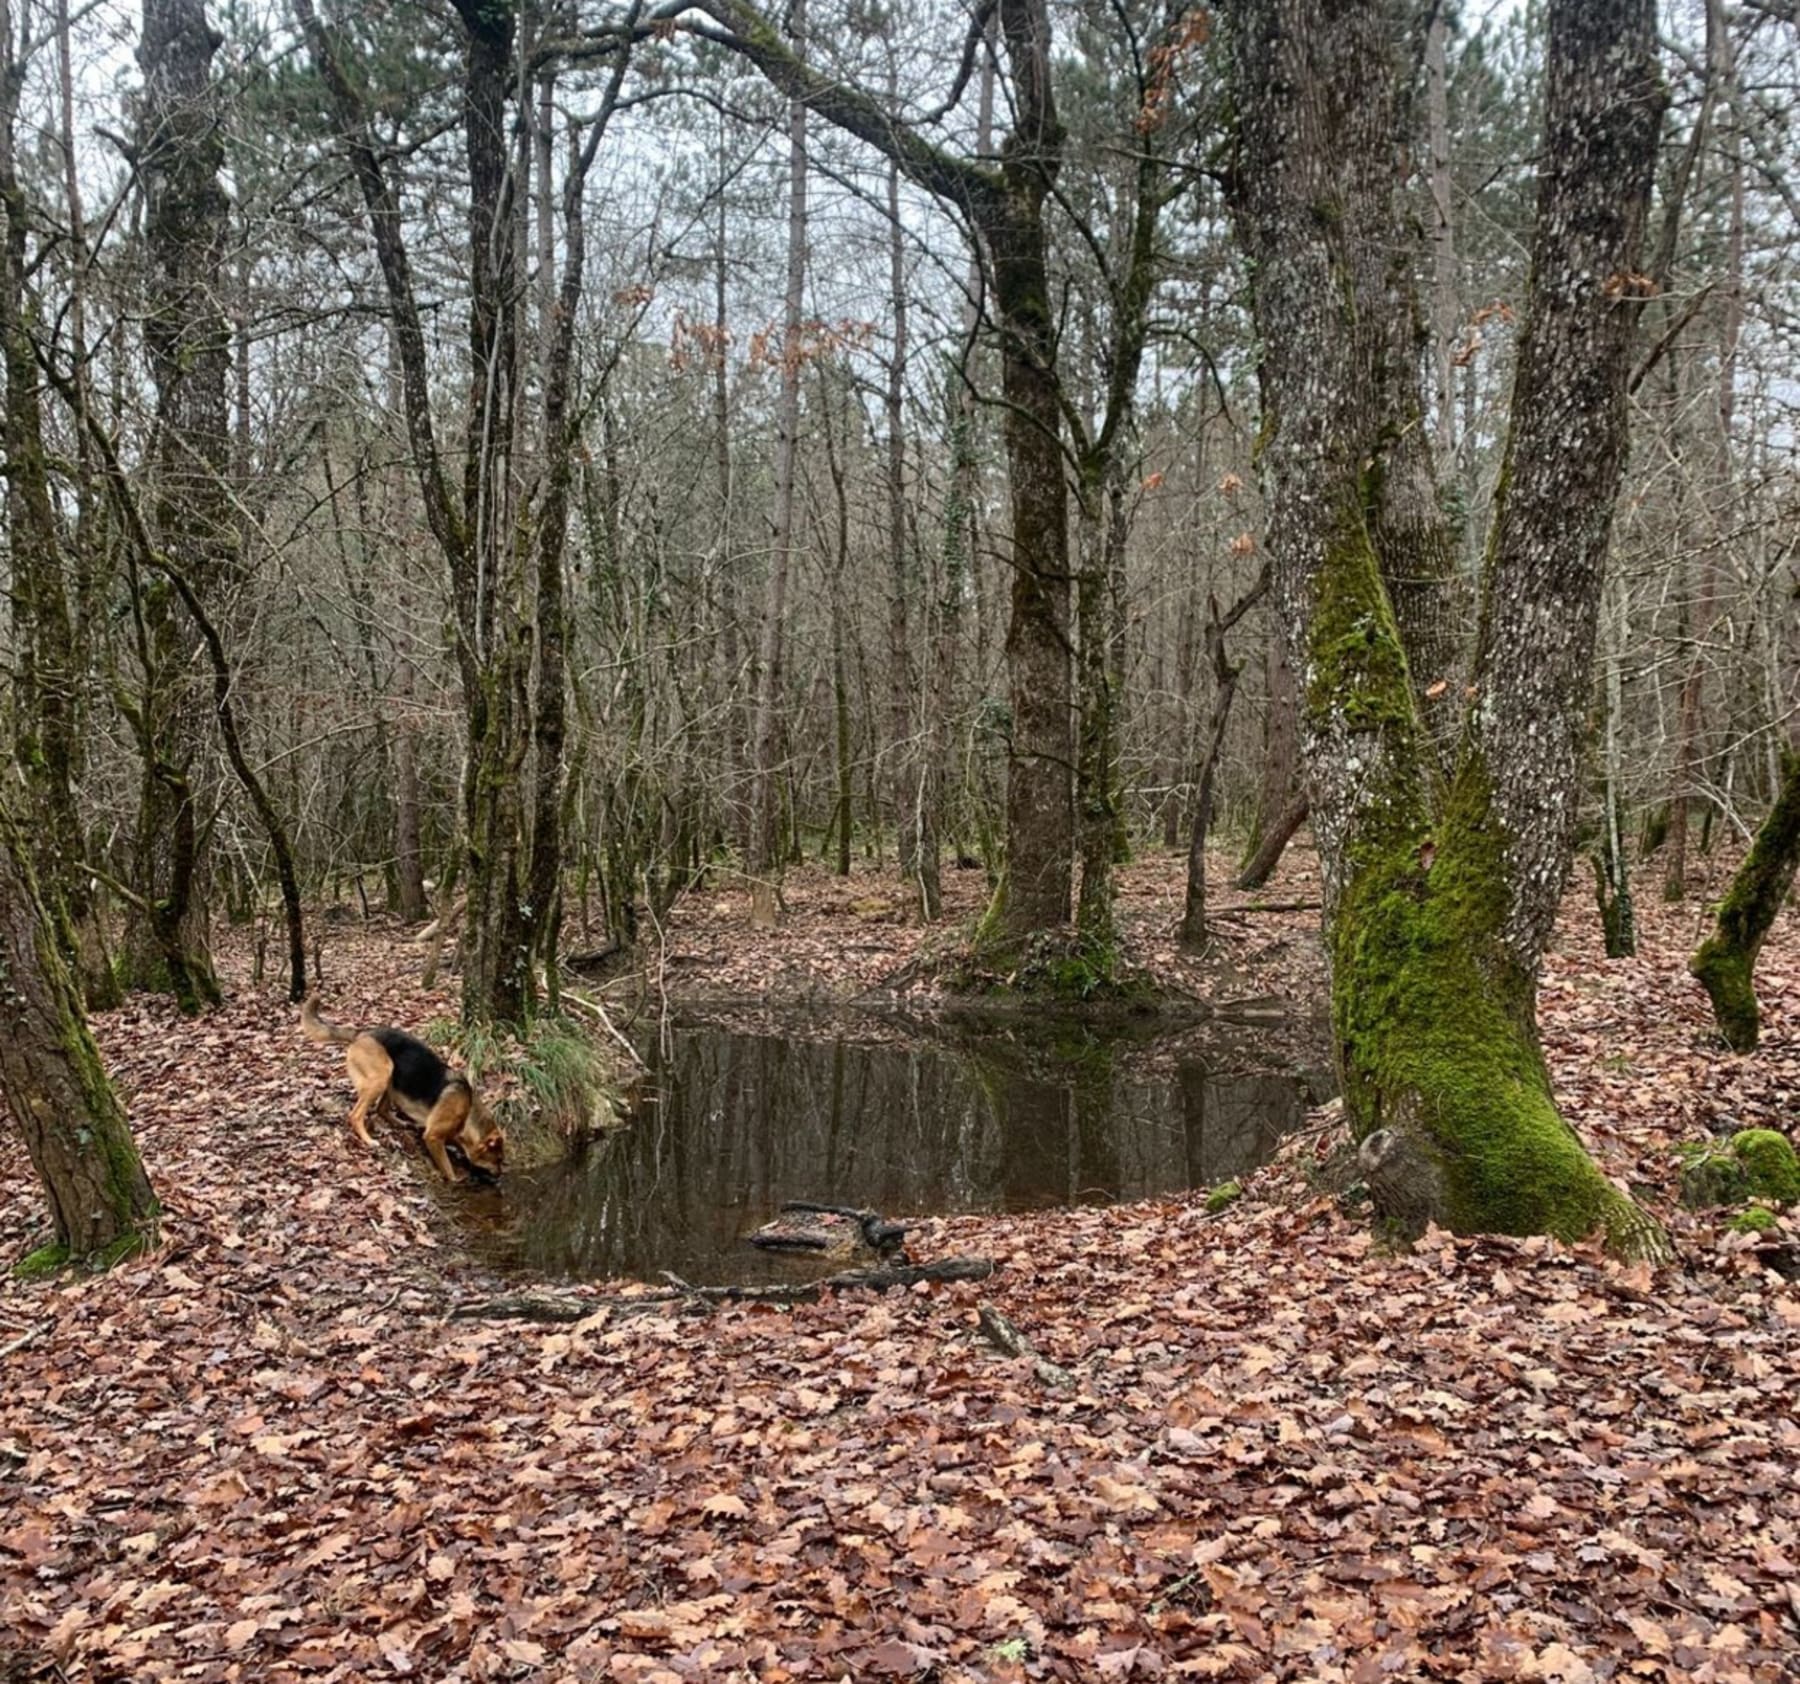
left=300, top=996, right=505, bottom=1183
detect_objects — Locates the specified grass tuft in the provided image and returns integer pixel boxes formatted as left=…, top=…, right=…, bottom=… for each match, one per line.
left=426, top=1016, right=624, bottom=1168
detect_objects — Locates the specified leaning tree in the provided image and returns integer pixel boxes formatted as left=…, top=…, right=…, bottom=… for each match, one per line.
left=1224, top=0, right=1670, bottom=1256
left=0, top=798, right=160, bottom=1269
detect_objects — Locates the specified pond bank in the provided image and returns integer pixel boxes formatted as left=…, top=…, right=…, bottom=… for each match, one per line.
left=580, top=844, right=1331, bottom=1017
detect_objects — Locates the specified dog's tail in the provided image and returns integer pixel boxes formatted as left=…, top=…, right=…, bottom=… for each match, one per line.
left=299, top=994, right=356, bottom=1045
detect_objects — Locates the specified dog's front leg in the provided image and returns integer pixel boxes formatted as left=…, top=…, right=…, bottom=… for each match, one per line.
left=421, top=1103, right=466, bottom=1183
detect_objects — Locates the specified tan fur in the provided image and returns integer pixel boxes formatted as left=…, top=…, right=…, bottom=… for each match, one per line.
left=301, top=996, right=504, bottom=1182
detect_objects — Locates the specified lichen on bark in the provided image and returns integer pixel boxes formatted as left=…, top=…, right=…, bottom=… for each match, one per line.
left=1310, top=512, right=1663, bottom=1258
left=1226, top=0, right=1666, bottom=1261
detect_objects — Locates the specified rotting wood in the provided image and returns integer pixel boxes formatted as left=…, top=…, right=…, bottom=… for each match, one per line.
left=750, top=1201, right=908, bottom=1256
left=975, top=1301, right=1073, bottom=1388
left=449, top=1255, right=995, bottom=1322
left=1212, top=899, right=1323, bottom=916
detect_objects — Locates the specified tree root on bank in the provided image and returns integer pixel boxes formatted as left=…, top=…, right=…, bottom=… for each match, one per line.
left=449, top=1255, right=994, bottom=1323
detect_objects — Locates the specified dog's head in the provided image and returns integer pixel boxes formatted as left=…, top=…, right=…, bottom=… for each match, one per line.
left=459, top=1090, right=506, bottom=1181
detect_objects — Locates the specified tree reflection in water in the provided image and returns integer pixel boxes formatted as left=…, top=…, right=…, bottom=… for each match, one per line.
left=462, top=1016, right=1329, bottom=1285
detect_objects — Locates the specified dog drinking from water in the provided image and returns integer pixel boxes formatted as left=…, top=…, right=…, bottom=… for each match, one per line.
left=301, top=997, right=505, bottom=1183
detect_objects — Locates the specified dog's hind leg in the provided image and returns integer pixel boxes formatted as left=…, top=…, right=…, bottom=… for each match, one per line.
left=344, top=1036, right=394, bottom=1149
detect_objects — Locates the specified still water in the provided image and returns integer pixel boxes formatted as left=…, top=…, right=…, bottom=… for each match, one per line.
left=464, top=1014, right=1329, bottom=1286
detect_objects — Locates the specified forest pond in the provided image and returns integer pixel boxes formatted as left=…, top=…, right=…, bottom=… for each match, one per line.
left=460, top=1013, right=1332, bottom=1286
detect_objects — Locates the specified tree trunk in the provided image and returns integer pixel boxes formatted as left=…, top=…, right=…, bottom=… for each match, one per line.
left=122, top=0, right=234, bottom=1011
left=0, top=11, right=116, bottom=1009
left=1425, top=0, right=1458, bottom=464
left=1240, top=622, right=1300, bottom=886
left=526, top=59, right=623, bottom=989
left=393, top=721, right=428, bottom=921
left=0, top=804, right=159, bottom=1268
left=711, top=112, right=748, bottom=862
left=1072, top=108, right=1166, bottom=950
left=747, top=0, right=808, bottom=929
left=1593, top=579, right=1636, bottom=958
left=819, top=366, right=855, bottom=879
left=1236, top=794, right=1308, bottom=891
left=916, top=31, right=995, bottom=921
left=693, top=0, right=1078, bottom=950
left=1181, top=571, right=1269, bottom=951
left=1691, top=748, right=1800, bottom=1053
left=1226, top=0, right=1667, bottom=1257
left=884, top=104, right=916, bottom=897
left=297, top=0, right=627, bottom=1025
left=1075, top=464, right=1131, bottom=942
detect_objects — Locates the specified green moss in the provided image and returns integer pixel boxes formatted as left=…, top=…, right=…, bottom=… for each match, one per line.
left=1679, top=1132, right=1798, bottom=1210
left=1679, top=1143, right=1748, bottom=1209
left=948, top=924, right=1159, bottom=1006
left=1305, top=510, right=1417, bottom=738
left=13, top=1242, right=69, bottom=1280
left=1204, top=1180, right=1243, bottom=1214
left=1729, top=1204, right=1779, bottom=1235
left=1691, top=940, right=1758, bottom=1051
left=1730, top=1128, right=1800, bottom=1203
left=1691, top=750, right=1800, bottom=1052
left=1335, top=764, right=1661, bottom=1255
left=89, top=1229, right=154, bottom=1271
left=1307, top=510, right=1665, bottom=1260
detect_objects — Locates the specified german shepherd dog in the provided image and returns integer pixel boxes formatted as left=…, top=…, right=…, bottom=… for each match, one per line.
left=301, top=997, right=505, bottom=1183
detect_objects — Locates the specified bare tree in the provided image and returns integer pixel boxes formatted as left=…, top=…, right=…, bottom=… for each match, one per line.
left=747, top=0, right=808, bottom=928
left=0, top=0, right=116, bottom=1005
left=119, top=0, right=235, bottom=1011
left=296, top=0, right=635, bottom=1023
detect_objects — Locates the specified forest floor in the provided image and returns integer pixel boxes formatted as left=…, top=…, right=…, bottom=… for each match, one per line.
left=4, top=843, right=1800, bottom=1682
left=609, top=842, right=1330, bottom=1015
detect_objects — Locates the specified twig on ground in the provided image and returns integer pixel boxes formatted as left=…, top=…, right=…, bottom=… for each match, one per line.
left=0, top=1322, right=50, bottom=1362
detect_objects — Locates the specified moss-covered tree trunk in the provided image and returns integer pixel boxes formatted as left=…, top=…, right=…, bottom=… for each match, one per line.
left=0, top=34, right=117, bottom=1009
left=0, top=804, right=159, bottom=1267
left=1226, top=0, right=1667, bottom=1257
left=300, top=0, right=617, bottom=1027
left=121, top=0, right=234, bottom=1012
left=986, top=113, right=1074, bottom=945
left=1691, top=748, right=1800, bottom=1052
